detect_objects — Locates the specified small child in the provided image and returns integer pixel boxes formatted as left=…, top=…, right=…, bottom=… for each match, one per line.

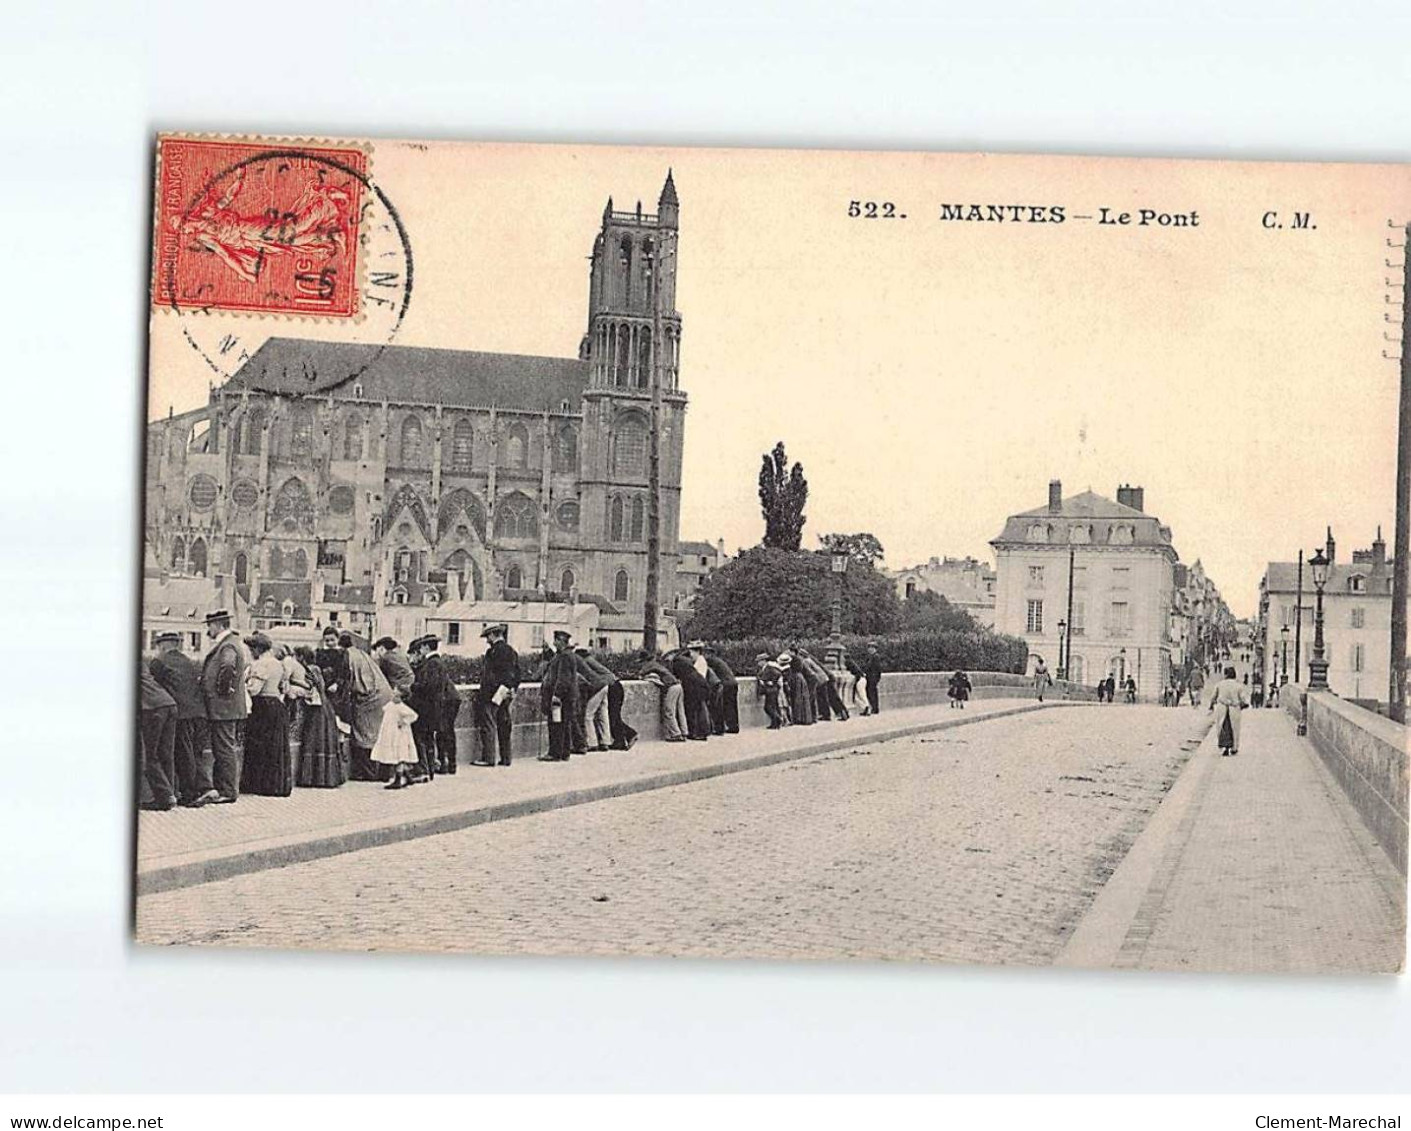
left=372, top=689, right=419, bottom=790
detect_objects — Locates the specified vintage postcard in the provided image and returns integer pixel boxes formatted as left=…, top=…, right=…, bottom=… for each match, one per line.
left=135, top=134, right=1407, bottom=974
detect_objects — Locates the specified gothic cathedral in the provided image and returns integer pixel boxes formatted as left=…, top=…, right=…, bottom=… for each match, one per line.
left=143, top=172, right=686, bottom=650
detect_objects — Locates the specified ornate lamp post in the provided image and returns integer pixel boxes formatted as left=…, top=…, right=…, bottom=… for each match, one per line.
left=1057, top=618, right=1067, bottom=680
left=827, top=551, right=848, bottom=670
left=1279, top=624, right=1289, bottom=685
left=1307, top=547, right=1330, bottom=691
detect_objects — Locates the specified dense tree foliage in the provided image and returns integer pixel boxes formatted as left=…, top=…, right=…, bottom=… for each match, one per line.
left=818, top=532, right=886, bottom=568
left=687, top=545, right=901, bottom=640
left=899, top=588, right=980, bottom=634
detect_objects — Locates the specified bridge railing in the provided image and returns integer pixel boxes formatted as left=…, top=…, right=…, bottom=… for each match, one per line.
left=1285, top=685, right=1409, bottom=876
left=449, top=669, right=1097, bottom=760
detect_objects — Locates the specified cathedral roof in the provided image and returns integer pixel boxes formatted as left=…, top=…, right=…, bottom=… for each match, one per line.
left=226, top=338, right=590, bottom=412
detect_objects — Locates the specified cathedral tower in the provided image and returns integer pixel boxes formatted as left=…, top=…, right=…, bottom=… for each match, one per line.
left=579, top=172, right=686, bottom=632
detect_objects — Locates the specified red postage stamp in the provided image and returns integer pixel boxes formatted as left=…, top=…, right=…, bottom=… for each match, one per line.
left=151, top=137, right=369, bottom=318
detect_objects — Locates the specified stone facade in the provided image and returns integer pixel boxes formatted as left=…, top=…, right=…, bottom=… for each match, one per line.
left=991, top=480, right=1177, bottom=698
left=890, top=555, right=997, bottom=627
left=144, top=174, right=687, bottom=651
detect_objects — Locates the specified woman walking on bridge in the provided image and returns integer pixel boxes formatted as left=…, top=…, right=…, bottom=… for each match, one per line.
left=1209, top=665, right=1249, bottom=757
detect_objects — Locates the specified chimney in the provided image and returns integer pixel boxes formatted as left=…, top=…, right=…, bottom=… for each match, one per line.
left=1372, top=525, right=1388, bottom=577
left=1326, top=526, right=1336, bottom=565
left=1129, top=486, right=1145, bottom=513
left=1048, top=479, right=1062, bottom=514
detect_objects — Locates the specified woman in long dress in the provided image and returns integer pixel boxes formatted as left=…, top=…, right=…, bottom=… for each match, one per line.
left=1209, top=664, right=1249, bottom=756
left=241, top=632, right=292, bottom=796
left=296, top=646, right=348, bottom=788
left=785, top=653, right=816, bottom=726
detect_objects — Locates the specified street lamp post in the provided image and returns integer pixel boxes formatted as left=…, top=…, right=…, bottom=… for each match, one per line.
left=1280, top=624, right=1289, bottom=685
left=1057, top=619, right=1067, bottom=681
left=827, top=552, right=848, bottom=670
left=1307, top=547, right=1330, bottom=691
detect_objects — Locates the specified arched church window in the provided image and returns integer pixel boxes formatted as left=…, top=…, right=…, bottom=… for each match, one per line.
left=450, top=418, right=474, bottom=472
left=242, top=408, right=266, bottom=455
left=496, top=493, right=537, bottom=540
left=233, top=552, right=248, bottom=586
left=556, top=501, right=580, bottom=532
left=505, top=564, right=523, bottom=590
left=170, top=536, right=185, bottom=571
left=343, top=413, right=363, bottom=460
left=560, top=567, right=576, bottom=594
left=503, top=422, right=529, bottom=469
left=615, top=325, right=630, bottom=386
left=289, top=404, right=314, bottom=459
left=271, top=477, right=314, bottom=533
left=611, top=417, right=647, bottom=477
left=188, top=538, right=208, bottom=577
left=609, top=496, right=625, bottom=542
left=630, top=497, right=645, bottom=542
left=637, top=327, right=652, bottom=389
left=642, top=238, right=655, bottom=296
left=552, top=424, right=577, bottom=471
left=269, top=545, right=284, bottom=577
left=399, top=414, right=424, bottom=466
left=619, top=237, right=632, bottom=305
left=613, top=568, right=630, bottom=604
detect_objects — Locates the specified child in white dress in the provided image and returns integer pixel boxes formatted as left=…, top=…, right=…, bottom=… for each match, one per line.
left=371, top=689, right=420, bottom=789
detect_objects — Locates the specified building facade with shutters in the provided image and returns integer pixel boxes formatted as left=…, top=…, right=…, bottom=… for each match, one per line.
left=990, top=481, right=1178, bottom=699
left=143, top=173, right=687, bottom=651
left=1258, top=527, right=1404, bottom=710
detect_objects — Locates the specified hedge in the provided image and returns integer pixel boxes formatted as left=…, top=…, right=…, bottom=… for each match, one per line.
left=439, top=629, right=1027, bottom=685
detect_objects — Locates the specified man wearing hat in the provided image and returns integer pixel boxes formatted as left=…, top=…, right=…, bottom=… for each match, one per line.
left=573, top=646, right=616, bottom=752
left=636, top=649, right=686, bottom=742
left=473, top=623, right=519, bottom=766
left=408, top=635, right=455, bottom=780
left=537, top=629, right=580, bottom=761
left=150, top=631, right=217, bottom=806
left=754, top=652, right=785, bottom=730
left=200, top=608, right=249, bottom=803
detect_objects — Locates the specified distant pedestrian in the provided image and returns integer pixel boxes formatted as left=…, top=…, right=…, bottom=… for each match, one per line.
left=294, top=645, right=346, bottom=788
left=671, top=645, right=712, bottom=741
left=200, top=608, right=249, bottom=804
left=1124, top=676, right=1137, bottom=704
left=1033, top=658, right=1052, bottom=702
left=703, top=648, right=740, bottom=734
left=948, top=669, right=972, bottom=709
left=637, top=650, right=687, bottom=742
left=1188, top=667, right=1205, bottom=707
left=472, top=623, right=519, bottom=767
left=241, top=632, right=292, bottom=797
left=538, top=630, right=581, bottom=761
left=843, top=656, right=865, bottom=714
left=372, top=689, right=420, bottom=788
left=138, top=656, right=178, bottom=811
left=756, top=653, right=785, bottom=729
left=785, top=651, right=816, bottom=726
left=341, top=632, right=394, bottom=781
left=862, top=643, right=883, bottom=716
left=1209, top=665, right=1249, bottom=756
left=149, top=631, right=215, bottom=807
left=575, top=647, right=616, bottom=751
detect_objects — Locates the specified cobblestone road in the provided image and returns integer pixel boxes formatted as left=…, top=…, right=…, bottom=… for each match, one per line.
left=137, top=706, right=1210, bottom=965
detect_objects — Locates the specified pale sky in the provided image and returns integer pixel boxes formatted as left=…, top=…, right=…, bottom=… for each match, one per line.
left=149, top=141, right=1408, bottom=618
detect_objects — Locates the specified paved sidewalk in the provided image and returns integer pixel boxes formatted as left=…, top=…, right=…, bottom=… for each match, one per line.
left=136, top=696, right=1081, bottom=894
left=1059, top=707, right=1406, bottom=974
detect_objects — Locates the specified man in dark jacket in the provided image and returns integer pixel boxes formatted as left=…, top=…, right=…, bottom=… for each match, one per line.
left=473, top=623, right=520, bottom=766
left=200, top=608, right=249, bottom=803
left=138, top=657, right=178, bottom=810
left=862, top=642, right=883, bottom=716
left=637, top=651, right=686, bottom=741
left=408, top=635, right=452, bottom=778
left=703, top=648, right=739, bottom=734
left=150, top=631, right=216, bottom=806
left=670, top=646, right=711, bottom=741
left=373, top=637, right=414, bottom=697
left=538, top=630, right=580, bottom=761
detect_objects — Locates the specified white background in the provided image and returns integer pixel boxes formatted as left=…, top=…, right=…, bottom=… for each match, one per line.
left=2, top=0, right=1409, bottom=1093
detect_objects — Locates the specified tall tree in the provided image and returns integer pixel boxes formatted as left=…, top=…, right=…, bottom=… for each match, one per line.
left=819, top=532, right=885, bottom=569
left=758, top=441, right=808, bottom=551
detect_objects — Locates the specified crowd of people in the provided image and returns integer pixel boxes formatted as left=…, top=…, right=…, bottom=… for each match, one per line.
left=137, top=614, right=893, bottom=805
left=137, top=608, right=474, bottom=809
